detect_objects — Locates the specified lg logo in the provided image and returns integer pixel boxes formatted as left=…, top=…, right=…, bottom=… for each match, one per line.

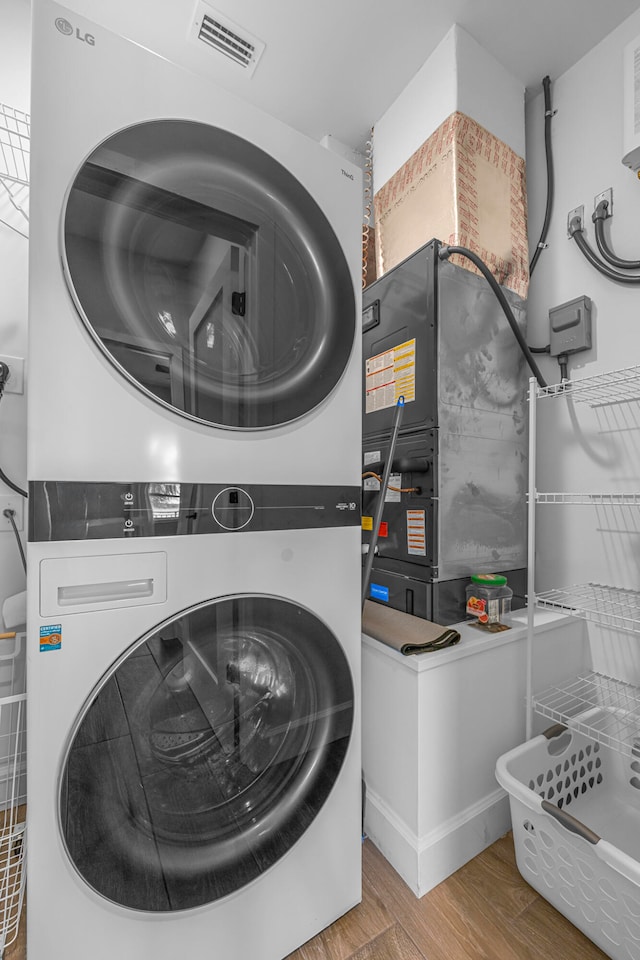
left=54, top=17, right=72, bottom=34
left=55, top=17, right=95, bottom=45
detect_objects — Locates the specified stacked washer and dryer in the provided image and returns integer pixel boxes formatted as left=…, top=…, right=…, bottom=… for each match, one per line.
left=27, top=3, right=362, bottom=958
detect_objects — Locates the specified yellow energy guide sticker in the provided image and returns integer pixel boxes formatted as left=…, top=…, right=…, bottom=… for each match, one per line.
left=365, top=338, right=416, bottom=414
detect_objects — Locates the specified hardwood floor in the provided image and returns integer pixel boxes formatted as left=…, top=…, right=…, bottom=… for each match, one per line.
left=5, top=833, right=608, bottom=959
left=285, top=833, right=609, bottom=960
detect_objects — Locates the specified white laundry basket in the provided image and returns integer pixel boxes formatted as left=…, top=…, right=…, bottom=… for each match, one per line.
left=496, top=725, right=640, bottom=960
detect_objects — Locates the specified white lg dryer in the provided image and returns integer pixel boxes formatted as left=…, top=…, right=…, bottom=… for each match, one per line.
left=28, top=0, right=361, bottom=486
left=26, top=479, right=361, bottom=959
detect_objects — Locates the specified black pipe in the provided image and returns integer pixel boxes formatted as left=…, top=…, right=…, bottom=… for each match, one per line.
left=557, top=353, right=569, bottom=384
left=0, top=363, right=27, bottom=498
left=593, top=201, right=640, bottom=269
left=438, top=245, right=547, bottom=388
left=530, top=76, right=554, bottom=277
left=0, top=466, right=27, bottom=499
left=3, top=509, right=26, bottom=575
left=569, top=216, right=640, bottom=284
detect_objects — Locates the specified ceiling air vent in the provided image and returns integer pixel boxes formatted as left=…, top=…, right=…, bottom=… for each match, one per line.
left=191, top=3, right=265, bottom=77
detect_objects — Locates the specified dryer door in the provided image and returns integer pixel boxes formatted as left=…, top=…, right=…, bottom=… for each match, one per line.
left=62, top=120, right=356, bottom=429
left=59, top=595, right=354, bottom=912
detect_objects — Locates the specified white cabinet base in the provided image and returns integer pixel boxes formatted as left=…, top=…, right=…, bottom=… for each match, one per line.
left=364, top=781, right=510, bottom=897
left=362, top=610, right=588, bottom=897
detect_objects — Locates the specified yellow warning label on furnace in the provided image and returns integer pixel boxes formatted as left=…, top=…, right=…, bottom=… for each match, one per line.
left=365, top=338, right=416, bottom=415
left=407, top=509, right=426, bottom=557
left=362, top=516, right=373, bottom=531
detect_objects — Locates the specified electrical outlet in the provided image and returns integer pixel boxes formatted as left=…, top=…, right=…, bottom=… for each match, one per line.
left=567, top=205, right=584, bottom=236
left=0, top=356, right=24, bottom=395
left=0, top=497, right=24, bottom=532
left=549, top=296, right=592, bottom=357
left=594, top=188, right=613, bottom=216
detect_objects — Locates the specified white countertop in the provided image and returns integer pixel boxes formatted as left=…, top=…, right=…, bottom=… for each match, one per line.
left=362, top=607, right=574, bottom=672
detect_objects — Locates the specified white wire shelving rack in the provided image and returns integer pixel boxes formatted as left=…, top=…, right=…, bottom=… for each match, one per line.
left=536, top=364, right=640, bottom=406
left=526, top=365, right=640, bottom=747
left=533, top=670, right=640, bottom=757
left=0, top=634, right=26, bottom=958
left=535, top=492, right=640, bottom=506
left=0, top=102, right=30, bottom=239
left=534, top=583, right=640, bottom=632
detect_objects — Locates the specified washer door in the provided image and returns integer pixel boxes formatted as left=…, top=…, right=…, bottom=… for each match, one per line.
left=59, top=596, right=354, bottom=912
left=62, top=120, right=356, bottom=429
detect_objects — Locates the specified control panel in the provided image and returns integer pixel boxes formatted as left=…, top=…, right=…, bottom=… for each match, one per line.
left=29, top=481, right=361, bottom=542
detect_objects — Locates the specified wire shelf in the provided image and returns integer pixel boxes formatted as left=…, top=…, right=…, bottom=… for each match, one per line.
left=535, top=364, right=640, bottom=407
left=533, top=670, right=640, bottom=756
left=536, top=492, right=640, bottom=506
left=0, top=104, right=29, bottom=185
left=0, top=691, right=26, bottom=956
left=0, top=636, right=26, bottom=956
left=0, top=102, right=30, bottom=237
left=534, top=582, right=640, bottom=633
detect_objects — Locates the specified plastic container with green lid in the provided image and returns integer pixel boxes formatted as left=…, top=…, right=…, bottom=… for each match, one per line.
left=466, top=573, right=513, bottom=625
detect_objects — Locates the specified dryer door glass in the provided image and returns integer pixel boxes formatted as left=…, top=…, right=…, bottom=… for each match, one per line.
left=59, top=596, right=354, bottom=912
left=62, top=120, right=356, bottom=429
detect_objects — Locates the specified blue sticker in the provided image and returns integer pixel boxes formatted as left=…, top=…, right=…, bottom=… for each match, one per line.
left=369, top=583, right=389, bottom=602
left=40, top=624, right=62, bottom=652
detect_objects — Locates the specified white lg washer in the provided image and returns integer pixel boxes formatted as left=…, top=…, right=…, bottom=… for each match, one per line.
left=28, top=0, right=361, bottom=486
left=27, top=479, right=361, bottom=959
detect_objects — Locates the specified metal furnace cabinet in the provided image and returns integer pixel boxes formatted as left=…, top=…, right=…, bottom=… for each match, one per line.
left=362, top=239, right=528, bottom=624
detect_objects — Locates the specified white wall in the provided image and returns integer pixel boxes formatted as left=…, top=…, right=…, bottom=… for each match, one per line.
left=525, top=7, right=640, bottom=682
left=373, top=23, right=525, bottom=191
left=0, top=0, right=30, bottom=630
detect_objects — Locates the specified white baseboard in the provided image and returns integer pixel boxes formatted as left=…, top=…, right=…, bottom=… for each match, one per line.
left=364, top=785, right=512, bottom=897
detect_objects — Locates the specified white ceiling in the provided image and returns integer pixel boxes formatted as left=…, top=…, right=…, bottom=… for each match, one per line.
left=60, top=0, right=640, bottom=152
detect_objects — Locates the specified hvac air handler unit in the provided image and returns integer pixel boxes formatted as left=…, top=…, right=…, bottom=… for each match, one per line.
left=362, top=239, right=528, bottom=625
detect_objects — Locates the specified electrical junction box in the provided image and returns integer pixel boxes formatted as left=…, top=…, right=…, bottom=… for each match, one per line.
left=623, top=34, right=640, bottom=172
left=549, top=295, right=592, bottom=356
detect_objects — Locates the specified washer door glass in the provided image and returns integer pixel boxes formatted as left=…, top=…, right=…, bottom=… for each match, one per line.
left=59, top=596, right=354, bottom=912
left=63, top=120, right=356, bottom=429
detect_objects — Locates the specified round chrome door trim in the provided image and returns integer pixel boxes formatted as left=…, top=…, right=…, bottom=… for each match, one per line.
left=57, top=592, right=355, bottom=913
left=60, top=119, right=357, bottom=431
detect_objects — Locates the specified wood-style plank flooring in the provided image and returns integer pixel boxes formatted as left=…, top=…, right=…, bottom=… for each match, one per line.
left=5, top=833, right=608, bottom=959
left=285, top=833, right=608, bottom=960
